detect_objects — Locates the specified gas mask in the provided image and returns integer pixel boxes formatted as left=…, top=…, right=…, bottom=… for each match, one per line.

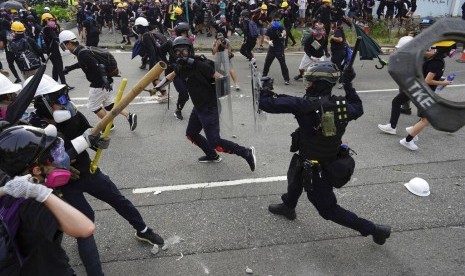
left=312, top=28, right=326, bottom=38
left=40, top=137, right=72, bottom=188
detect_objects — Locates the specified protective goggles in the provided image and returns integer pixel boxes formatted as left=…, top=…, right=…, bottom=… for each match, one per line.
left=174, top=47, right=190, bottom=58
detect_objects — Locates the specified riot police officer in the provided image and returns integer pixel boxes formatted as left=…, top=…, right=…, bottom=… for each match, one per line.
left=259, top=62, right=391, bottom=245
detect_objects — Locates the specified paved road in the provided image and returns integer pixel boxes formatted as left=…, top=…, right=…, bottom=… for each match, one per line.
left=5, top=50, right=465, bottom=275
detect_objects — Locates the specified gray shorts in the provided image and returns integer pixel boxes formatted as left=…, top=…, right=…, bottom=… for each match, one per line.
left=88, top=86, right=115, bottom=112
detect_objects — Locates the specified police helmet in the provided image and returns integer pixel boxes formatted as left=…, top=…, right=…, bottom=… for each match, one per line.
left=175, top=22, right=190, bottom=36
left=304, top=61, right=340, bottom=84
left=0, top=125, right=57, bottom=177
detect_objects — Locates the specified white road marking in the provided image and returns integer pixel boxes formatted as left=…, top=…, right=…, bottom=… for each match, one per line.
left=132, top=176, right=287, bottom=194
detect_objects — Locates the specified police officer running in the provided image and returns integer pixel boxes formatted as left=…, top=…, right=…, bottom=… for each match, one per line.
left=154, top=37, right=257, bottom=170
left=259, top=62, right=391, bottom=245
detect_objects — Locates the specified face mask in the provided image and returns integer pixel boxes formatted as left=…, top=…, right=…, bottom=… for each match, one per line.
left=176, top=56, right=194, bottom=66
left=47, top=20, right=56, bottom=28
left=52, top=101, right=77, bottom=123
left=45, top=169, right=71, bottom=188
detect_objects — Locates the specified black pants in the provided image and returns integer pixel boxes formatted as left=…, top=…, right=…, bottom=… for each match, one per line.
left=173, top=75, right=189, bottom=110
left=240, top=37, right=256, bottom=61
left=262, top=50, right=290, bottom=82
left=50, top=54, right=67, bottom=85
left=390, top=90, right=410, bottom=128
left=6, top=51, right=20, bottom=80
left=281, top=154, right=376, bottom=237
left=331, top=48, right=346, bottom=72
left=284, top=26, right=296, bottom=47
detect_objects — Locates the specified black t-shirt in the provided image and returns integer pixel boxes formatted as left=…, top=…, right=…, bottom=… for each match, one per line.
left=265, top=26, right=285, bottom=52
left=330, top=29, right=345, bottom=51
left=17, top=200, right=74, bottom=276
left=176, top=60, right=216, bottom=111
left=422, top=57, right=445, bottom=91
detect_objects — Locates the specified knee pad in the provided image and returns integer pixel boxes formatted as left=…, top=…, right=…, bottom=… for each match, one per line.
left=104, top=103, right=114, bottom=111
left=93, top=107, right=103, bottom=114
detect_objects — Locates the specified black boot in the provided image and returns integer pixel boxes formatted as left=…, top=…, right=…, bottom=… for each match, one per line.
left=372, top=224, right=391, bottom=245
left=268, top=203, right=296, bottom=220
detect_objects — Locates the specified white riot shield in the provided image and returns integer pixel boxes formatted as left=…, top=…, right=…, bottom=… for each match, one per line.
left=250, top=60, right=267, bottom=132
left=215, top=50, right=234, bottom=134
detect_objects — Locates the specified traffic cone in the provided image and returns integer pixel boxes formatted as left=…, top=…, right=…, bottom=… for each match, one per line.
left=457, top=50, right=465, bottom=63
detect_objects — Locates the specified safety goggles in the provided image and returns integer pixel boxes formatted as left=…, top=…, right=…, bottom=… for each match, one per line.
left=174, top=47, right=190, bottom=58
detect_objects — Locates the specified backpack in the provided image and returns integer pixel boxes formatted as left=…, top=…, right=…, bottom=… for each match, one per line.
left=36, top=31, right=49, bottom=54
left=301, top=29, right=312, bottom=46
left=248, top=20, right=259, bottom=39
left=10, top=38, right=41, bottom=72
left=81, top=46, right=119, bottom=77
left=0, top=196, right=27, bottom=275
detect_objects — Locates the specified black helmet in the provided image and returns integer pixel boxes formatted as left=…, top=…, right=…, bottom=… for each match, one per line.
left=304, top=61, right=340, bottom=84
left=240, top=10, right=250, bottom=17
left=175, top=22, right=190, bottom=36
left=172, top=36, right=194, bottom=57
left=26, top=15, right=35, bottom=21
left=0, top=125, right=57, bottom=177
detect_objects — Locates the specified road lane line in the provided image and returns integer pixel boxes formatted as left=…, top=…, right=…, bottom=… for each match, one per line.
left=132, top=176, right=287, bottom=194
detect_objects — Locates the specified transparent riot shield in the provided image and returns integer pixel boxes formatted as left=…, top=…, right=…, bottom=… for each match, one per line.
left=215, top=50, right=234, bottom=134
left=250, top=60, right=267, bottom=132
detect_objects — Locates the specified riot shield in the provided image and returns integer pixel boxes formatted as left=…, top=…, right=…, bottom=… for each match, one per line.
left=388, top=18, right=465, bottom=133
left=215, top=50, right=234, bottom=134
left=250, top=60, right=267, bottom=132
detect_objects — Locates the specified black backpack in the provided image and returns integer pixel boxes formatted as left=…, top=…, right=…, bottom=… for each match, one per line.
left=10, top=38, right=41, bottom=72
left=0, top=196, right=27, bottom=275
left=80, top=46, right=119, bottom=77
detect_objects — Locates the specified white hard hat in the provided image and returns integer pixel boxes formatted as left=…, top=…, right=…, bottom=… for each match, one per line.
left=44, top=6, right=50, bottom=11
left=0, top=74, right=21, bottom=96
left=134, top=17, right=149, bottom=27
left=404, top=177, right=430, bottom=197
left=26, top=75, right=66, bottom=97
left=395, top=36, right=414, bottom=49
left=59, top=30, right=77, bottom=44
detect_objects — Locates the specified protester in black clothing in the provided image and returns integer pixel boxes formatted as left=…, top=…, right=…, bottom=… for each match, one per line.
left=155, top=37, right=257, bottom=169
left=25, top=15, right=41, bottom=41
left=385, top=0, right=395, bottom=20
left=118, top=3, right=131, bottom=45
left=41, top=13, right=73, bottom=90
left=260, top=62, right=391, bottom=246
left=239, top=10, right=257, bottom=62
left=262, top=16, right=290, bottom=85
left=82, top=12, right=100, bottom=47
left=376, top=0, right=386, bottom=19
left=0, top=20, right=22, bottom=83
left=0, top=125, right=95, bottom=276
left=282, top=6, right=296, bottom=48
left=330, top=25, right=347, bottom=88
left=462, top=1, right=465, bottom=20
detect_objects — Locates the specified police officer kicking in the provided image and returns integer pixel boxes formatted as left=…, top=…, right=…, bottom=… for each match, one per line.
left=262, top=15, right=290, bottom=85
left=154, top=37, right=257, bottom=170
left=259, top=62, right=391, bottom=245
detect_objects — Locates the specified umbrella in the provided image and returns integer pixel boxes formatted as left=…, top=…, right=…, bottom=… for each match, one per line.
left=6, top=65, right=46, bottom=124
left=354, top=24, right=388, bottom=69
left=0, top=0, right=24, bottom=10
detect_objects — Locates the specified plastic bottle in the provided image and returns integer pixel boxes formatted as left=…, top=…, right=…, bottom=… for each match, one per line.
left=436, top=72, right=456, bottom=92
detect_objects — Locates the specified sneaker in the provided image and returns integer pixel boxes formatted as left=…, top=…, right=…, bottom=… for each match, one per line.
left=235, top=85, right=240, bottom=91
left=174, top=110, right=183, bottom=120
left=135, top=228, right=164, bottom=245
left=405, top=126, right=419, bottom=142
left=128, top=113, right=138, bottom=131
left=372, top=224, right=391, bottom=245
left=400, top=138, right=418, bottom=151
left=139, top=64, right=147, bottom=69
left=284, top=81, right=290, bottom=85
left=268, top=203, right=296, bottom=220
left=294, top=74, right=302, bottom=81
left=245, top=146, right=256, bottom=171
left=120, top=39, right=126, bottom=43
left=378, top=123, right=396, bottom=135
left=110, top=124, right=115, bottom=131
left=198, top=155, right=222, bottom=163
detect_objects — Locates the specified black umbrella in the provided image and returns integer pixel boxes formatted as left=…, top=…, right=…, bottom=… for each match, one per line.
left=6, top=65, right=46, bottom=124
left=0, top=0, right=24, bottom=10
left=354, top=24, right=388, bottom=69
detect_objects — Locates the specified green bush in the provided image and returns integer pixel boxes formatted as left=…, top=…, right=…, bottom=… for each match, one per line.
left=34, top=4, right=75, bottom=22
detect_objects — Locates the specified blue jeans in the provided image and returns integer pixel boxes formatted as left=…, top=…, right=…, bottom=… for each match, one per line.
left=186, top=106, right=249, bottom=158
left=60, top=169, right=147, bottom=276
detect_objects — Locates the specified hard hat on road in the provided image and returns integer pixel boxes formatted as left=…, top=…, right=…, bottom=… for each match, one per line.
left=404, top=177, right=430, bottom=197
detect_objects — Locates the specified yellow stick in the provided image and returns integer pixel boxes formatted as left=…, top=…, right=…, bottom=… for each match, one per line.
left=91, top=61, right=167, bottom=136
left=90, top=78, right=128, bottom=174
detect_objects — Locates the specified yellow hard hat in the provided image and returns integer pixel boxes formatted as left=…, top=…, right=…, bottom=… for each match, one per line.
left=41, top=13, right=54, bottom=21
left=174, top=7, right=183, bottom=15
left=261, top=4, right=267, bottom=10
left=432, top=41, right=456, bottom=48
left=281, top=1, right=288, bottom=8
left=11, top=21, right=25, bottom=32
left=10, top=9, right=17, bottom=14
left=322, top=0, right=331, bottom=3
left=117, top=3, right=124, bottom=8
left=122, top=2, right=128, bottom=7
left=113, top=0, right=121, bottom=3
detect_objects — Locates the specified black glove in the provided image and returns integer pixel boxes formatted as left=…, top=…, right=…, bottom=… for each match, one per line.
left=342, top=67, right=356, bottom=84
left=41, top=57, right=46, bottom=63
left=102, top=81, right=113, bottom=91
left=63, top=66, right=70, bottom=75
left=260, top=88, right=276, bottom=98
left=83, top=129, right=111, bottom=149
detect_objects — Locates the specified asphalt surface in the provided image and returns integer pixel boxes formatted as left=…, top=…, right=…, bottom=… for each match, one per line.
left=3, top=49, right=465, bottom=275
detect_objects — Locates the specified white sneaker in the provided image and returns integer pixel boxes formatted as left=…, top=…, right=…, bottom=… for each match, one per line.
left=378, top=123, right=396, bottom=135
left=405, top=126, right=419, bottom=142
left=400, top=138, right=418, bottom=151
